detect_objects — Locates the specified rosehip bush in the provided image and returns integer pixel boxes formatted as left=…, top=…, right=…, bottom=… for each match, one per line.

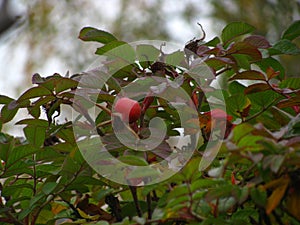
left=0, top=21, right=300, bottom=224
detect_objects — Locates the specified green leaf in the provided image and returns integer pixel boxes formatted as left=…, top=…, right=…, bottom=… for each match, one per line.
left=42, top=182, right=57, bottom=195
left=16, top=118, right=49, bottom=127
left=228, top=81, right=246, bottom=95
left=205, top=57, right=234, bottom=70
left=247, top=90, right=280, bottom=108
left=118, top=155, right=148, bottom=166
left=55, top=78, right=78, bottom=93
left=282, top=20, right=300, bottom=41
left=127, top=166, right=159, bottom=179
left=238, top=135, right=265, bottom=151
left=17, top=86, right=53, bottom=102
left=190, top=179, right=223, bottom=192
left=256, top=57, right=285, bottom=80
left=6, top=144, right=40, bottom=168
left=180, top=157, right=201, bottom=180
left=0, top=104, right=18, bottom=123
left=232, top=123, right=254, bottom=143
left=136, top=44, right=160, bottom=63
left=229, top=70, right=266, bottom=81
left=205, top=36, right=220, bottom=47
left=165, top=50, right=187, bottom=68
left=78, top=27, right=117, bottom=44
left=95, top=41, right=136, bottom=64
left=269, top=39, right=300, bottom=55
left=232, top=54, right=251, bottom=70
left=0, top=95, right=14, bottom=104
left=226, top=93, right=251, bottom=117
left=232, top=208, right=259, bottom=222
left=279, top=77, right=300, bottom=89
left=23, top=125, right=46, bottom=147
left=221, top=22, right=255, bottom=45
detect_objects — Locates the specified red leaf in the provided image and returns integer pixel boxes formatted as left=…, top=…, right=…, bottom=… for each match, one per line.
left=227, top=42, right=262, bottom=61
left=277, top=97, right=300, bottom=108
left=266, top=67, right=280, bottom=80
left=244, top=35, right=271, bottom=49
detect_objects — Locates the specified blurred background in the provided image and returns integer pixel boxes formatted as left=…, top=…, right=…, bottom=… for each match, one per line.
left=0, top=0, right=300, bottom=134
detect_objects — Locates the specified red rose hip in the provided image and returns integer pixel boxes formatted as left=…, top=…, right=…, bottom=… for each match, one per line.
left=114, top=97, right=141, bottom=123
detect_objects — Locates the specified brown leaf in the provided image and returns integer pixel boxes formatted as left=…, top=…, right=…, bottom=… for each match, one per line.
left=244, top=83, right=270, bottom=94
left=277, top=97, right=300, bottom=108
left=229, top=70, right=266, bottom=81
left=266, top=67, right=280, bottom=80
left=264, top=176, right=290, bottom=215
left=286, top=187, right=300, bottom=220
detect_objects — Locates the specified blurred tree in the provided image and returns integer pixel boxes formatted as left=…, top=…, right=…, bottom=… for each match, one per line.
left=0, top=0, right=20, bottom=35
left=1, top=0, right=205, bottom=94
left=209, top=0, right=300, bottom=76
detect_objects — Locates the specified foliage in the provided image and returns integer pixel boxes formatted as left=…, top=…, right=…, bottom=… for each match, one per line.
left=1, top=21, right=300, bottom=225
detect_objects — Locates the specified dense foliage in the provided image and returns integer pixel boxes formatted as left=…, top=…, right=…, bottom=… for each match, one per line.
left=1, top=21, right=300, bottom=224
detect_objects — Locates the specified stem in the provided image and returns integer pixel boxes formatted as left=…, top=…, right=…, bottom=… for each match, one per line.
left=0, top=198, right=24, bottom=225
left=129, top=186, right=143, bottom=217
left=215, top=66, right=232, bottom=77
left=32, top=155, right=37, bottom=195
left=30, top=165, right=85, bottom=224
left=244, top=98, right=280, bottom=122
left=146, top=193, right=152, bottom=219
left=95, top=103, right=111, bottom=115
